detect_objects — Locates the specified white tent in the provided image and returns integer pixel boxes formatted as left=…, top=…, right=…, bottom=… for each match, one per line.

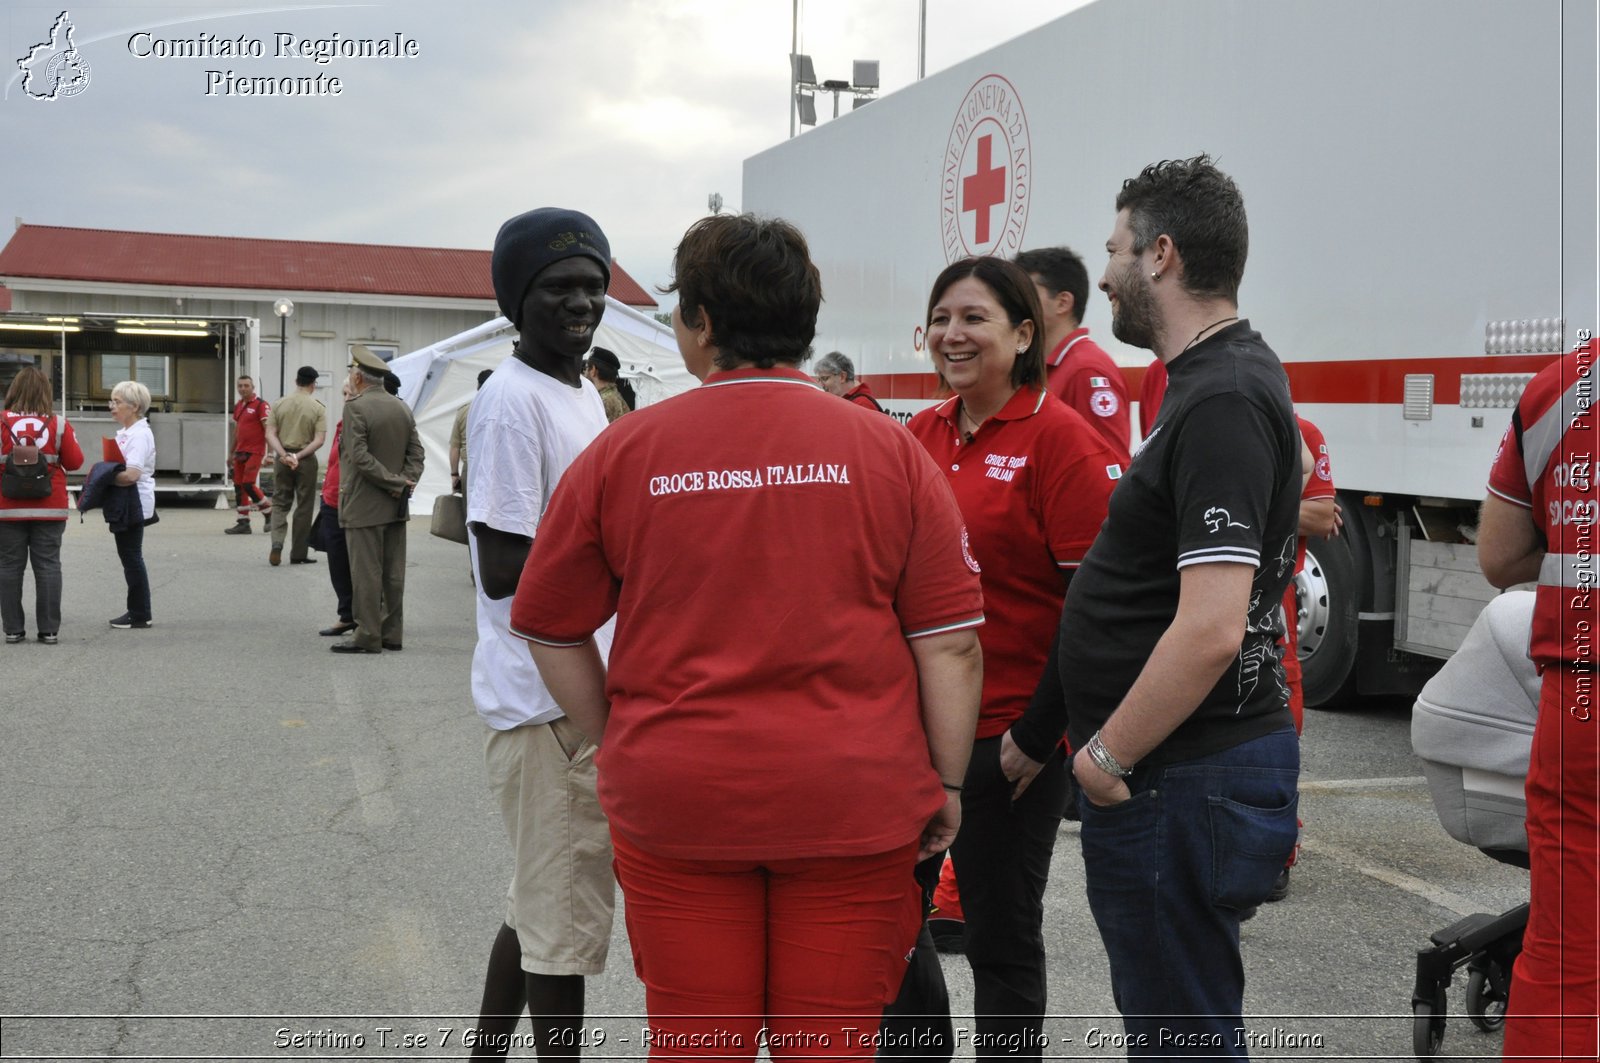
left=389, top=296, right=694, bottom=513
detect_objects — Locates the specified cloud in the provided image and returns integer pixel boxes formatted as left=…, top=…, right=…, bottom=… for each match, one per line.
left=0, top=0, right=1079, bottom=302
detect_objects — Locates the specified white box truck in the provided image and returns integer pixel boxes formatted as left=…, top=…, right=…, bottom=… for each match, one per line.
left=742, top=0, right=1598, bottom=706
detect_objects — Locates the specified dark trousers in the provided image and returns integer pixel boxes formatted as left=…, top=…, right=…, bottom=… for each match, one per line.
left=1080, top=726, right=1299, bottom=1059
left=948, top=736, right=1069, bottom=1061
left=344, top=520, right=405, bottom=649
left=113, top=521, right=152, bottom=622
left=0, top=520, right=65, bottom=636
left=321, top=503, right=352, bottom=624
left=879, top=855, right=953, bottom=1062
left=269, top=454, right=319, bottom=562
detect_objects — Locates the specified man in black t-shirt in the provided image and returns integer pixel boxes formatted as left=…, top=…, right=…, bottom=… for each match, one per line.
left=1058, top=155, right=1301, bottom=1058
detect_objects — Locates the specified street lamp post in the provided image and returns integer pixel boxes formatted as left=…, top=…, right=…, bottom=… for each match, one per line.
left=273, top=298, right=294, bottom=395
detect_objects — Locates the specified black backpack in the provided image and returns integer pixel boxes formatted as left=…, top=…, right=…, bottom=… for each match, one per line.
left=2, top=419, right=56, bottom=500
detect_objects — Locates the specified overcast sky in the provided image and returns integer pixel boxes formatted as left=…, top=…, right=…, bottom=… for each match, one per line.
left=1, top=0, right=1084, bottom=304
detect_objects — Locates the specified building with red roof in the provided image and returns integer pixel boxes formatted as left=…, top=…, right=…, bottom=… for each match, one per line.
left=0, top=222, right=657, bottom=411
left=0, top=224, right=658, bottom=478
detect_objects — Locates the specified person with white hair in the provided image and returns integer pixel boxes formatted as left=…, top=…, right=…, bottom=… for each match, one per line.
left=106, top=379, right=157, bottom=629
left=814, top=351, right=885, bottom=412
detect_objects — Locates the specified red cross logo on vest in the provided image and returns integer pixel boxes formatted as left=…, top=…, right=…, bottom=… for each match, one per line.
left=941, top=74, right=1032, bottom=262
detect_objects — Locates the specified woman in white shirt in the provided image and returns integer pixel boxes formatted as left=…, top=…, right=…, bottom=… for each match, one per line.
left=108, top=380, right=156, bottom=629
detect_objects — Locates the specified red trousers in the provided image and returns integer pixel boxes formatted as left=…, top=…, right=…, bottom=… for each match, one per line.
left=1505, top=665, right=1600, bottom=1060
left=232, top=451, right=268, bottom=517
left=610, top=829, right=922, bottom=1061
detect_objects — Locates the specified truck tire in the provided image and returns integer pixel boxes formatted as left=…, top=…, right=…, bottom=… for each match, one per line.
left=1298, top=532, right=1360, bottom=708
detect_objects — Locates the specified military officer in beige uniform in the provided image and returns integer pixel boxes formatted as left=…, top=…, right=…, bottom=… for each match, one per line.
left=265, top=365, right=328, bottom=566
left=332, top=345, right=425, bottom=654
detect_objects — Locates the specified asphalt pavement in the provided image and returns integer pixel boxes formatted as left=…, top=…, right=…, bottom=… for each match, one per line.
left=0, top=503, right=1526, bottom=1061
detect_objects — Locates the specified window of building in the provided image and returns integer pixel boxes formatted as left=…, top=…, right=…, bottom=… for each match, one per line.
left=98, top=353, right=169, bottom=397
left=352, top=343, right=399, bottom=363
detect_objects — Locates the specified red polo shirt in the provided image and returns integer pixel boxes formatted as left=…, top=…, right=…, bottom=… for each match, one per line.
left=1296, top=415, right=1336, bottom=571
left=511, top=366, right=985, bottom=860
left=1044, top=327, right=1131, bottom=462
left=908, top=385, right=1123, bottom=737
left=233, top=396, right=270, bottom=451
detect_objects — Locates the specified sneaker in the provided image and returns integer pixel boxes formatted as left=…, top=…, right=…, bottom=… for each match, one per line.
left=4, top=632, right=24, bottom=644
left=223, top=520, right=252, bottom=535
left=1266, top=866, right=1291, bottom=903
left=37, top=633, right=57, bottom=645
left=109, top=613, right=152, bottom=629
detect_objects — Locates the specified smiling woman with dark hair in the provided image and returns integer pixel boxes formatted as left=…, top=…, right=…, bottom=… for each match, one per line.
left=906, top=255, right=1124, bottom=1060
left=510, top=212, right=986, bottom=1059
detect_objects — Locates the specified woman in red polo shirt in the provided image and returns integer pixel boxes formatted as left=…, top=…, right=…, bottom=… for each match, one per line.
left=907, top=256, right=1122, bottom=1058
left=510, top=213, right=986, bottom=1059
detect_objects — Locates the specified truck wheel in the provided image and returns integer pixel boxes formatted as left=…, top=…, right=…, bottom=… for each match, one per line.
left=1299, top=532, right=1360, bottom=708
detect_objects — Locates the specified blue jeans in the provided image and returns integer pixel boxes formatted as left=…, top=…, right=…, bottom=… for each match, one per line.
left=1078, top=726, right=1299, bottom=1060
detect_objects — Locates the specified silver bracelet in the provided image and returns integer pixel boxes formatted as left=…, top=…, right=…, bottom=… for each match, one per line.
left=1086, top=730, right=1132, bottom=779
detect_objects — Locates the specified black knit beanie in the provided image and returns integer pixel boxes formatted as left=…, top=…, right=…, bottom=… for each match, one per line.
left=491, top=208, right=611, bottom=328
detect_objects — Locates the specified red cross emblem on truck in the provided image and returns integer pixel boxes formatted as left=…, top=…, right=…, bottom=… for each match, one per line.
left=963, top=135, right=1007, bottom=245
left=941, top=74, right=1032, bottom=263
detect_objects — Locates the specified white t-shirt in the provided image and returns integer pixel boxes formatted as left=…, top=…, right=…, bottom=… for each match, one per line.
left=467, top=355, right=613, bottom=729
left=116, top=419, right=156, bottom=520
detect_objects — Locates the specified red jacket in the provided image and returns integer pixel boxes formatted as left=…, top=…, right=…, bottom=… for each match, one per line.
left=1, top=411, right=85, bottom=520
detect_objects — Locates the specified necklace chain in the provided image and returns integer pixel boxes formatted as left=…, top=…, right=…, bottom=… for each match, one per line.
left=1183, top=315, right=1239, bottom=353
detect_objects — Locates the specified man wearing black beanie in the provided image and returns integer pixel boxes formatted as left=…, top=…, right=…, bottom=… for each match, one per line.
left=467, top=207, right=615, bottom=1061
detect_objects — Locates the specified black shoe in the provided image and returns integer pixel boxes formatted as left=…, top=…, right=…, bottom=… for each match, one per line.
left=1266, top=866, right=1291, bottom=903
left=37, top=632, right=58, bottom=645
left=290, top=557, right=318, bottom=565
left=928, top=917, right=966, bottom=954
left=331, top=640, right=381, bottom=654
left=109, top=614, right=152, bottom=629
left=4, top=632, right=24, bottom=644
left=223, top=520, right=252, bottom=535
left=319, top=622, right=357, bottom=637
left=382, top=641, right=402, bottom=652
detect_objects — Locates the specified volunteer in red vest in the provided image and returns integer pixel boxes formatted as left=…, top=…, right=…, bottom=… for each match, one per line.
left=1, top=366, right=84, bottom=644
left=907, top=255, right=1122, bottom=1059
left=224, top=374, right=272, bottom=534
left=511, top=213, right=984, bottom=1059
left=1480, top=335, right=1599, bottom=1059
left=1016, top=246, right=1131, bottom=462
left=1283, top=416, right=1339, bottom=730
left=1265, top=414, right=1340, bottom=905
left=815, top=350, right=886, bottom=412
